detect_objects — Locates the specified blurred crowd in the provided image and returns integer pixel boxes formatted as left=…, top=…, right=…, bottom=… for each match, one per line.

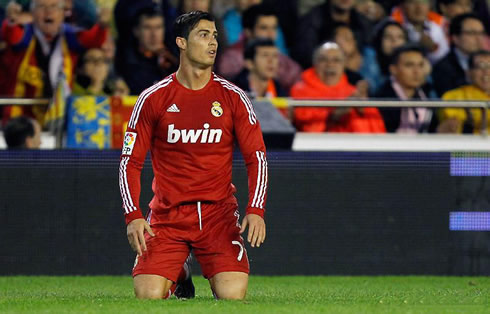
left=0, top=0, right=489, bottom=148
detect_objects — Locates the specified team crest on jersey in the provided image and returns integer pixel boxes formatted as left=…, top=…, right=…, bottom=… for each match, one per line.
left=122, top=132, right=137, bottom=155
left=211, top=101, right=223, bottom=117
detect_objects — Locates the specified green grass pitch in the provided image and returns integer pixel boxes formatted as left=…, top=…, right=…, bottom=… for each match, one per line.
left=1, top=276, right=489, bottom=313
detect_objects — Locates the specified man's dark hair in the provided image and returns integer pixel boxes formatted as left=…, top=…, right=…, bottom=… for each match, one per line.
left=390, top=44, right=426, bottom=65
left=469, top=50, right=490, bottom=69
left=3, top=117, right=35, bottom=149
left=174, top=10, right=215, bottom=40
left=449, top=13, right=483, bottom=36
left=242, top=4, right=276, bottom=31
left=244, top=38, right=276, bottom=61
left=133, top=7, right=164, bottom=28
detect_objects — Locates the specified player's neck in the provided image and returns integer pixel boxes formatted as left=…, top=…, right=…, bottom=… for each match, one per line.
left=176, top=62, right=212, bottom=90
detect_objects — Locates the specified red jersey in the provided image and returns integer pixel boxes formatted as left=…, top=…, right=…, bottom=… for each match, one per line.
left=119, top=73, right=268, bottom=225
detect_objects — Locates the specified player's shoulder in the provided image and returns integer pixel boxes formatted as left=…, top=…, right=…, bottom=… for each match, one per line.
left=139, top=74, right=176, bottom=101
left=211, top=73, right=248, bottom=99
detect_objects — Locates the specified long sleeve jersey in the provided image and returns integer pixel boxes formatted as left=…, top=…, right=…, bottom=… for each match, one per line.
left=119, top=73, right=268, bottom=225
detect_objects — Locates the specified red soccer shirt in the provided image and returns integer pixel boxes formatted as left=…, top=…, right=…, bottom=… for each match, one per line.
left=119, top=73, right=268, bottom=225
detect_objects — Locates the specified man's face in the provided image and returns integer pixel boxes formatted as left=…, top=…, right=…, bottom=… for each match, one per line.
left=440, top=0, right=472, bottom=20
left=249, top=46, right=279, bottom=80
left=381, top=25, right=407, bottom=55
left=453, top=18, right=486, bottom=54
left=182, top=19, right=218, bottom=68
left=32, top=0, right=64, bottom=39
left=252, top=16, right=278, bottom=41
left=390, top=51, right=426, bottom=89
left=314, top=46, right=345, bottom=85
left=331, top=0, right=355, bottom=11
left=135, top=16, right=164, bottom=53
left=402, top=0, right=430, bottom=25
left=469, top=55, right=490, bottom=92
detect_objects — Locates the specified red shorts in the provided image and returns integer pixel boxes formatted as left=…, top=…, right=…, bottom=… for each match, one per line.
left=132, top=200, right=249, bottom=282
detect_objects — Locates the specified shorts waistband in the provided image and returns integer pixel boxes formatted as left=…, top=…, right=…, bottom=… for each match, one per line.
left=179, top=200, right=214, bottom=206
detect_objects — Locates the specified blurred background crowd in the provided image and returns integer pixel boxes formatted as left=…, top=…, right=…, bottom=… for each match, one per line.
left=0, top=0, right=490, bottom=149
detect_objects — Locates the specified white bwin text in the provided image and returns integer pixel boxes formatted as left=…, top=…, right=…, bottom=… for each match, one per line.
left=167, top=123, right=222, bottom=143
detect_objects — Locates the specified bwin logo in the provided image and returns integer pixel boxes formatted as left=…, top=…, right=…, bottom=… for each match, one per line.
left=167, top=123, right=222, bottom=144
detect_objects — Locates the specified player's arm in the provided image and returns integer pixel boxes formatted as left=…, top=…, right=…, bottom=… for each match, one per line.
left=232, top=91, right=268, bottom=248
left=119, top=92, right=159, bottom=255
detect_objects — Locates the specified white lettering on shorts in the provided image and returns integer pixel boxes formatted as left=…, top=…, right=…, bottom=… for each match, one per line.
left=133, top=255, right=139, bottom=269
left=232, top=241, right=244, bottom=261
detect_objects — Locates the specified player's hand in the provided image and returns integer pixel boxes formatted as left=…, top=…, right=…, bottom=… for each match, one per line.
left=240, top=214, right=266, bottom=248
left=127, top=218, right=155, bottom=256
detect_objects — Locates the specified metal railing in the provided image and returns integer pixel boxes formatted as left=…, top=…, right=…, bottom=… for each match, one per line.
left=288, top=99, right=490, bottom=136
left=0, top=98, right=50, bottom=106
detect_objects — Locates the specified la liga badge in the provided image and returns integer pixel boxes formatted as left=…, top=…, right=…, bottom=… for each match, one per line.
left=122, top=132, right=137, bottom=155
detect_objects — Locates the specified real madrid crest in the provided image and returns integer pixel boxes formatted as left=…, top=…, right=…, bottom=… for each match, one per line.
left=211, top=101, right=223, bottom=117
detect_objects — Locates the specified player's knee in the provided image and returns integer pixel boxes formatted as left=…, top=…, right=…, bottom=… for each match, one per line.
left=133, top=274, right=173, bottom=299
left=214, top=283, right=247, bottom=300
left=134, top=286, right=168, bottom=299
left=217, top=290, right=246, bottom=300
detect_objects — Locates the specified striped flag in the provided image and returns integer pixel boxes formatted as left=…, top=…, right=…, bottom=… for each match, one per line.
left=44, top=73, right=68, bottom=133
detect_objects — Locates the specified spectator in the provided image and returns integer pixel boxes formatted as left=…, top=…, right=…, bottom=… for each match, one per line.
left=330, top=22, right=378, bottom=88
left=0, top=0, right=32, bottom=25
left=177, top=0, right=228, bottom=49
left=233, top=38, right=286, bottom=98
left=473, top=0, right=490, bottom=35
left=291, top=42, right=385, bottom=133
left=391, top=0, right=449, bottom=63
left=116, top=7, right=177, bottom=95
left=73, top=48, right=129, bottom=96
left=292, top=0, right=373, bottom=69
left=438, top=50, right=490, bottom=134
left=366, top=19, right=408, bottom=94
left=432, top=13, right=487, bottom=96
left=222, top=0, right=260, bottom=46
left=217, top=4, right=301, bottom=91
left=354, top=0, right=386, bottom=23
left=3, top=116, right=41, bottom=149
left=375, top=44, right=437, bottom=133
left=260, top=0, right=298, bottom=50
left=0, top=0, right=109, bottom=124
left=114, top=0, right=178, bottom=58
left=63, top=0, right=98, bottom=29
left=221, top=0, right=289, bottom=54
left=0, top=0, right=99, bottom=28
left=436, top=0, right=472, bottom=22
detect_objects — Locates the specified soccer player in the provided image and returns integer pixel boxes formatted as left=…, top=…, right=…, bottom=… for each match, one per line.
left=118, top=11, right=268, bottom=300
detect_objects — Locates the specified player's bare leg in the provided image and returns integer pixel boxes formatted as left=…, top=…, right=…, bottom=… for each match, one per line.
left=209, top=271, right=248, bottom=300
left=133, top=274, right=173, bottom=299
